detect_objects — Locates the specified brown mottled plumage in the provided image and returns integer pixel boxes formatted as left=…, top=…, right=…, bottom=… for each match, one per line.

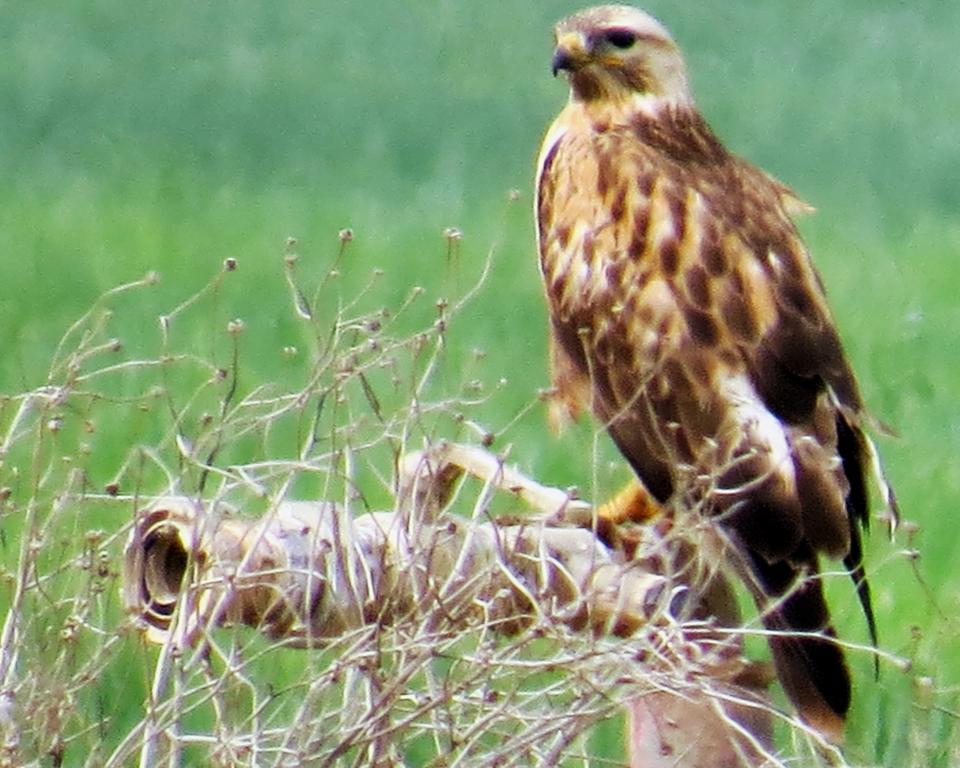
left=535, top=5, right=898, bottom=740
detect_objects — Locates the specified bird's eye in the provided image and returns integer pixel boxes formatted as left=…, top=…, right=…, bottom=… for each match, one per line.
left=604, top=29, right=636, bottom=49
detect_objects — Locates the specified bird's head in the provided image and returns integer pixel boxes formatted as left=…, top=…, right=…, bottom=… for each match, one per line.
left=551, top=5, right=691, bottom=106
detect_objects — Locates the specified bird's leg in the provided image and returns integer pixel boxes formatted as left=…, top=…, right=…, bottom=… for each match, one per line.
left=595, top=478, right=662, bottom=525
left=545, top=477, right=663, bottom=557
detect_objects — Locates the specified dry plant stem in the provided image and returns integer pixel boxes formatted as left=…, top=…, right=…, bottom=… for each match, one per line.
left=0, top=408, right=50, bottom=694
left=123, top=441, right=774, bottom=767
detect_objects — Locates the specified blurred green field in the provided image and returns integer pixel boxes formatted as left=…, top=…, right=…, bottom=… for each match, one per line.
left=2, top=1, right=959, bottom=765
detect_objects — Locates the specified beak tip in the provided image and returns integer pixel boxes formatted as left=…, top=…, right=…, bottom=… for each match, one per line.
left=551, top=50, right=574, bottom=77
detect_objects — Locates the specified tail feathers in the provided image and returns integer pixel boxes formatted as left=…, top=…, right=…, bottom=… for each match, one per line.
left=749, top=552, right=851, bottom=742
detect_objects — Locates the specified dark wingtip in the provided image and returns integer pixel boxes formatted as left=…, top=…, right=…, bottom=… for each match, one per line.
left=836, top=413, right=882, bottom=676
left=844, top=545, right=880, bottom=680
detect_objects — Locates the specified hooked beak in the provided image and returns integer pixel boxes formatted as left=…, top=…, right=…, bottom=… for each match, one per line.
left=551, top=32, right=590, bottom=76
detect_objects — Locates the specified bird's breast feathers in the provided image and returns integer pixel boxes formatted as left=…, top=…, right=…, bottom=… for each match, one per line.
left=539, top=105, right=787, bottom=362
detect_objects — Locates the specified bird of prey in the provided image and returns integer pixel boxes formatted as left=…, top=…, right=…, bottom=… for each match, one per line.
left=535, top=4, right=898, bottom=739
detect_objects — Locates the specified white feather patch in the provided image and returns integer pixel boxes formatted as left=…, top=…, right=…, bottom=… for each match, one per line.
left=719, top=372, right=795, bottom=489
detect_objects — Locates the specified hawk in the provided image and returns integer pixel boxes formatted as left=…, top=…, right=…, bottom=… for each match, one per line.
left=535, top=5, right=898, bottom=739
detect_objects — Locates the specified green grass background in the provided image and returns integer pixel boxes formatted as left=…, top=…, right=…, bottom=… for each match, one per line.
left=2, top=0, right=958, bottom=764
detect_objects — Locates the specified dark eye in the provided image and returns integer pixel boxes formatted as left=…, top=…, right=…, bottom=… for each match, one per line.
left=604, top=29, right=636, bottom=49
